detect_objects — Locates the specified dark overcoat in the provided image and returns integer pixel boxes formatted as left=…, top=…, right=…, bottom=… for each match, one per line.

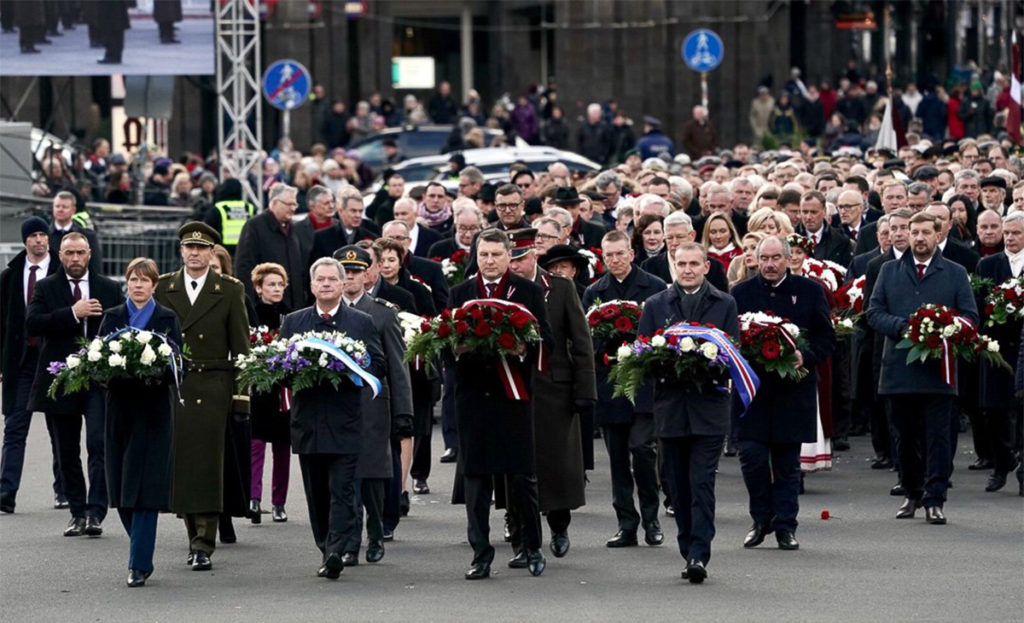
left=974, top=254, right=1020, bottom=408
left=98, top=302, right=181, bottom=511
left=730, top=273, right=835, bottom=443
left=249, top=300, right=291, bottom=444
left=153, top=0, right=182, bottom=22
left=0, top=251, right=57, bottom=413
left=234, top=209, right=312, bottom=311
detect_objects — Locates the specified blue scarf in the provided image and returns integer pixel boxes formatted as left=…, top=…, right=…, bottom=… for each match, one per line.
left=127, top=297, right=156, bottom=329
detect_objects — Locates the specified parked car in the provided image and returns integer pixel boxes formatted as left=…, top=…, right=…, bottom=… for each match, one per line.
left=347, top=124, right=509, bottom=173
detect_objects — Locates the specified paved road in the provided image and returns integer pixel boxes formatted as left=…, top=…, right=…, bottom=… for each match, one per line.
left=1, top=414, right=1021, bottom=622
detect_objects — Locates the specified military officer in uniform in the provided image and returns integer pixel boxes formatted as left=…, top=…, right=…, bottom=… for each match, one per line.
left=154, top=222, right=251, bottom=572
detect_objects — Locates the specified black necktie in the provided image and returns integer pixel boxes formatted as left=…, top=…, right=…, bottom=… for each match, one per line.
left=191, top=280, right=198, bottom=291
left=27, top=265, right=39, bottom=304
left=485, top=282, right=497, bottom=298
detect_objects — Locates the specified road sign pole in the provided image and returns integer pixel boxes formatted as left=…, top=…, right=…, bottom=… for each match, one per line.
left=701, top=71, right=709, bottom=112
left=283, top=110, right=291, bottom=142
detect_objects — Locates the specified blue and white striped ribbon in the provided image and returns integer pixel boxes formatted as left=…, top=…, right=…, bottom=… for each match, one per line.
left=296, top=337, right=382, bottom=398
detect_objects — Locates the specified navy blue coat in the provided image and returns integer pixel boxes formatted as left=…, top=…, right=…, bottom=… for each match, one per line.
left=867, top=252, right=978, bottom=396
left=637, top=283, right=739, bottom=438
left=280, top=304, right=386, bottom=455
left=636, top=130, right=676, bottom=160
left=730, top=273, right=835, bottom=443
left=582, top=267, right=667, bottom=424
left=974, top=254, right=1020, bottom=407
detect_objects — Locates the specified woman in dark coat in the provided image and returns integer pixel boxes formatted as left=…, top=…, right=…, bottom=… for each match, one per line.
left=99, top=258, right=182, bottom=587
left=247, top=263, right=292, bottom=524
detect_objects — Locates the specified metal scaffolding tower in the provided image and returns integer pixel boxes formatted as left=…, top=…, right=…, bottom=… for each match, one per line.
left=216, top=0, right=263, bottom=210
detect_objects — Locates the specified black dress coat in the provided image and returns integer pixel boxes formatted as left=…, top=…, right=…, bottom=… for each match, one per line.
left=730, top=273, right=835, bottom=443
left=939, top=238, right=980, bottom=273
left=426, top=237, right=462, bottom=261
left=370, top=278, right=416, bottom=313
left=234, top=210, right=312, bottom=311
left=406, top=255, right=449, bottom=311
left=637, top=284, right=740, bottom=438
left=449, top=273, right=554, bottom=476
left=310, top=222, right=378, bottom=265
left=973, top=254, right=1019, bottom=408
left=98, top=302, right=181, bottom=511
left=810, top=224, right=854, bottom=268
left=249, top=300, right=291, bottom=444
left=411, top=223, right=443, bottom=258
left=0, top=251, right=57, bottom=413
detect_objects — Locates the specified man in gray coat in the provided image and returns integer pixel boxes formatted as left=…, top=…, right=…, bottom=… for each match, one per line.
left=868, top=212, right=978, bottom=525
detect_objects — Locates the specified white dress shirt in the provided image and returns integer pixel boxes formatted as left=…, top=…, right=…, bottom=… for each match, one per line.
left=1006, top=248, right=1024, bottom=277
left=317, top=303, right=341, bottom=318
left=185, top=269, right=209, bottom=305
left=68, top=271, right=90, bottom=323
left=23, top=254, right=50, bottom=306
left=408, top=223, right=421, bottom=254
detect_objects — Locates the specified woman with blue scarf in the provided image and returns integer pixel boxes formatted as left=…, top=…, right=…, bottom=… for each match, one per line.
left=97, top=258, right=182, bottom=587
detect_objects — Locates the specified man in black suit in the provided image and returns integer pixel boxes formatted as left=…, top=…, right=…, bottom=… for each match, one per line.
left=280, top=257, right=385, bottom=579
left=392, top=197, right=442, bottom=258
left=554, top=187, right=606, bottom=249
left=26, top=232, right=121, bottom=536
left=799, top=190, right=854, bottom=267
left=855, top=181, right=908, bottom=255
left=0, top=218, right=63, bottom=513
left=731, top=235, right=835, bottom=550
left=427, top=202, right=484, bottom=260
left=637, top=242, right=739, bottom=583
left=381, top=220, right=448, bottom=311
left=832, top=189, right=882, bottom=244
left=48, top=191, right=102, bottom=274
left=311, top=194, right=379, bottom=264
left=449, top=229, right=553, bottom=580
left=925, top=203, right=980, bottom=273
left=641, top=211, right=729, bottom=292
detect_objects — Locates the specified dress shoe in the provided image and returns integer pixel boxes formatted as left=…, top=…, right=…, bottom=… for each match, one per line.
left=440, top=448, right=457, bottom=463
left=643, top=521, right=664, bottom=546
left=606, top=529, right=638, bottom=547
left=968, top=457, right=994, bottom=471
left=341, top=552, right=359, bottom=567
left=870, top=457, right=893, bottom=470
left=723, top=438, right=737, bottom=457
left=21, top=46, right=41, bottom=53
left=366, top=540, right=384, bottom=563
left=319, top=553, right=343, bottom=579
left=503, top=513, right=512, bottom=542
left=160, top=37, right=181, bottom=44
left=985, top=472, right=1008, bottom=492
left=507, top=550, right=528, bottom=569
left=399, top=491, right=410, bottom=517
left=413, top=479, right=430, bottom=495
left=924, top=506, right=946, bottom=525
left=192, top=551, right=212, bottom=571
left=126, top=569, right=147, bottom=587
left=896, top=497, right=921, bottom=519
left=97, top=57, right=122, bottom=64
left=832, top=437, right=851, bottom=451
left=775, top=530, right=799, bottom=550
left=890, top=483, right=905, bottom=496
left=272, top=505, right=287, bottom=522
left=743, top=521, right=772, bottom=548
left=382, top=528, right=394, bottom=542
left=550, top=532, right=570, bottom=558
left=526, top=550, right=546, bottom=576
left=54, top=494, right=69, bottom=509
left=685, top=559, right=707, bottom=584
left=0, top=494, right=14, bottom=514
left=465, top=562, right=491, bottom=580
left=84, top=516, right=103, bottom=536
left=64, top=517, right=86, bottom=537
left=250, top=499, right=262, bottom=524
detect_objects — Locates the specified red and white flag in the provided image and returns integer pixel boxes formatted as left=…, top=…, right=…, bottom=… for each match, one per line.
left=1009, top=30, right=1022, bottom=145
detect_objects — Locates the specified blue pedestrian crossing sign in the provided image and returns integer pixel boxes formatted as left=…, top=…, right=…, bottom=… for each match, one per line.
left=262, top=60, right=312, bottom=111
left=682, top=29, right=723, bottom=72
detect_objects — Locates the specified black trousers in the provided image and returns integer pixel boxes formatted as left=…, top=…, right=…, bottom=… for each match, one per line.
left=157, top=20, right=175, bottom=42
left=99, top=26, right=124, bottom=61
left=410, top=390, right=433, bottom=482
left=46, top=391, right=106, bottom=521
left=464, top=473, right=541, bottom=566
left=661, top=435, right=722, bottom=565
left=889, top=394, right=953, bottom=508
left=602, top=415, right=660, bottom=532
left=0, top=1, right=14, bottom=30
left=298, top=453, right=358, bottom=559
left=1, top=348, right=63, bottom=503
left=382, top=436, right=402, bottom=532
left=440, top=365, right=458, bottom=451
left=508, top=500, right=570, bottom=553
left=348, top=478, right=385, bottom=554
left=738, top=440, right=801, bottom=532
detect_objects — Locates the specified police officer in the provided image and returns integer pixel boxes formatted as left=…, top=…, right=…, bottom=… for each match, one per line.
left=203, top=179, right=256, bottom=256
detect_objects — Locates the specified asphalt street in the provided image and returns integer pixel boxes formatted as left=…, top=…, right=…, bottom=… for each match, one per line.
left=0, top=413, right=1021, bottom=622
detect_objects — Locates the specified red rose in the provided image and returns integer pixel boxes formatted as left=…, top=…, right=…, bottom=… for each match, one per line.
left=431, top=256, right=443, bottom=263
left=509, top=312, right=531, bottom=329
left=420, top=321, right=432, bottom=333
left=451, top=249, right=468, bottom=264
left=588, top=315, right=600, bottom=327
left=441, top=309, right=453, bottom=321
left=498, top=333, right=516, bottom=349
left=655, top=327, right=665, bottom=335
left=491, top=310, right=505, bottom=324
left=470, top=307, right=484, bottom=320
left=474, top=322, right=492, bottom=337
left=985, top=304, right=995, bottom=316
left=761, top=341, right=781, bottom=360
left=454, top=308, right=466, bottom=320
left=455, top=321, right=469, bottom=335
left=614, top=316, right=634, bottom=332
left=925, top=334, right=941, bottom=348
left=437, top=323, right=453, bottom=338
left=602, top=353, right=610, bottom=366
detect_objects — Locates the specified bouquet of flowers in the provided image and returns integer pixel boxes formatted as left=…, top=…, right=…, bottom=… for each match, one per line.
left=397, top=311, right=430, bottom=371
left=982, top=275, right=1024, bottom=327
left=831, top=275, right=866, bottom=336
left=896, top=304, right=1010, bottom=382
left=738, top=312, right=809, bottom=381
left=235, top=330, right=378, bottom=395
left=578, top=247, right=606, bottom=282
left=432, top=249, right=470, bottom=287
left=47, top=328, right=185, bottom=399
left=801, top=258, right=845, bottom=293
left=404, top=300, right=541, bottom=364
left=249, top=325, right=279, bottom=347
left=586, top=300, right=643, bottom=361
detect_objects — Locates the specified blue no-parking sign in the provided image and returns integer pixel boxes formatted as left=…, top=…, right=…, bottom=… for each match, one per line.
left=682, top=29, right=723, bottom=72
left=262, top=60, right=311, bottom=111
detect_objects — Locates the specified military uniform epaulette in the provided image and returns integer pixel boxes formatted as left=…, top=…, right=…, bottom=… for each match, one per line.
left=159, top=271, right=176, bottom=281
left=372, top=297, right=400, bottom=311
left=219, top=273, right=242, bottom=285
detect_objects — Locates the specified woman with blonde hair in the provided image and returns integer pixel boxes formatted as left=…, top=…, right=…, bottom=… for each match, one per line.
left=701, top=212, right=743, bottom=270
left=746, top=207, right=794, bottom=236
left=727, top=231, right=766, bottom=287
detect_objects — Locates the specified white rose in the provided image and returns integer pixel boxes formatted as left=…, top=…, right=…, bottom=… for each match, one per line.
left=136, top=331, right=153, bottom=344
left=941, top=325, right=957, bottom=338
left=108, top=340, right=122, bottom=353
left=120, top=332, right=133, bottom=342
left=139, top=346, right=156, bottom=366
left=651, top=335, right=667, bottom=348
left=840, top=319, right=854, bottom=329
left=783, top=323, right=799, bottom=338
left=679, top=337, right=696, bottom=352
left=157, top=343, right=172, bottom=357
left=987, top=340, right=1000, bottom=353
left=65, top=355, right=81, bottom=369
left=89, top=339, right=103, bottom=352
left=616, top=345, right=632, bottom=360
left=108, top=353, right=125, bottom=368
left=318, top=353, right=329, bottom=367
left=87, top=349, right=102, bottom=362
left=700, top=342, right=719, bottom=360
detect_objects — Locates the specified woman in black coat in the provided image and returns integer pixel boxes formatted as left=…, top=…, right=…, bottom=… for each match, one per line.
left=246, top=263, right=292, bottom=524
left=98, top=258, right=182, bottom=588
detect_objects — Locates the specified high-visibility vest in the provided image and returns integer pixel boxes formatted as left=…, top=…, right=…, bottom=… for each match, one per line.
left=71, top=211, right=93, bottom=230
left=214, top=200, right=255, bottom=246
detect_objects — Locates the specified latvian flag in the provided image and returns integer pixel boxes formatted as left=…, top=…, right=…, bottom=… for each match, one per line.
left=1010, top=31, right=1022, bottom=145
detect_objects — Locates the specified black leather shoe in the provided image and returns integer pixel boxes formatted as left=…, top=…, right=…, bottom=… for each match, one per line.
left=464, top=562, right=491, bottom=580
left=871, top=457, right=893, bottom=470
left=97, top=57, right=122, bottom=64
left=643, top=521, right=664, bottom=546
left=413, top=479, right=429, bottom=495
left=723, top=438, right=737, bottom=457
left=64, top=517, right=86, bottom=537
left=84, top=516, right=103, bottom=536
left=126, top=569, right=147, bottom=587
left=399, top=491, right=410, bottom=517
left=896, top=497, right=921, bottom=518
left=606, top=529, right=638, bottom=548
left=743, top=521, right=771, bottom=548
left=890, top=483, right=905, bottom=496
left=550, top=532, right=569, bottom=558
left=527, top=550, right=546, bottom=576
left=186, top=552, right=194, bottom=566
left=440, top=448, right=457, bottom=463
left=366, top=540, right=384, bottom=563
left=319, top=553, right=343, bottom=579
left=54, top=494, right=69, bottom=509
left=968, top=458, right=994, bottom=471
left=686, top=559, right=707, bottom=584
left=832, top=437, right=851, bottom=451
left=20, top=45, right=40, bottom=53
left=507, top=550, right=528, bottom=569
left=192, top=551, right=212, bottom=571
left=382, top=528, right=394, bottom=542
left=0, top=494, right=14, bottom=514
left=775, top=530, right=799, bottom=550
left=503, top=513, right=512, bottom=542
left=272, top=505, right=287, bottom=522
left=341, top=552, right=359, bottom=567
left=985, top=472, right=1008, bottom=492
left=250, top=499, right=262, bottom=524
left=924, top=506, right=946, bottom=525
